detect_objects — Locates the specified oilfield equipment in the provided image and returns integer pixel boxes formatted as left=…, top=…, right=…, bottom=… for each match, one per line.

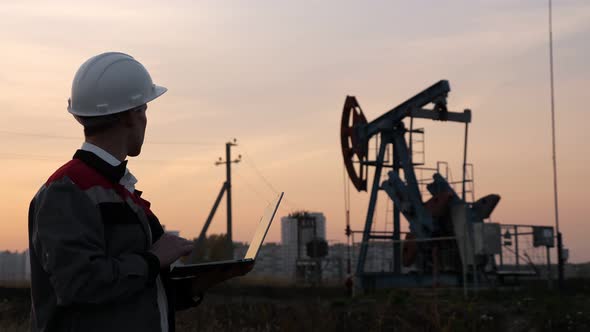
left=340, top=80, right=557, bottom=291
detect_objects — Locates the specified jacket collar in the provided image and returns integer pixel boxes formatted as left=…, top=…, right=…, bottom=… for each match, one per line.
left=73, top=149, right=128, bottom=183
left=81, top=142, right=122, bottom=166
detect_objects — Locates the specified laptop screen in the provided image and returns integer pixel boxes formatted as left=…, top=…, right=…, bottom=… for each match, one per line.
left=244, top=193, right=283, bottom=260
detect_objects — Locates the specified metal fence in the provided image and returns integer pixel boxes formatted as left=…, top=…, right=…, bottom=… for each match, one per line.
left=349, top=223, right=555, bottom=291
left=496, top=224, right=553, bottom=278
left=350, top=233, right=464, bottom=273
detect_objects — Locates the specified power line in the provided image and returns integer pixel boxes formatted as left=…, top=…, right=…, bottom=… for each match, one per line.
left=0, top=131, right=78, bottom=140
left=241, top=154, right=281, bottom=194
left=0, top=152, right=207, bottom=164
left=0, top=153, right=65, bottom=162
left=240, top=151, right=299, bottom=210
left=233, top=170, right=273, bottom=205
left=0, top=130, right=217, bottom=146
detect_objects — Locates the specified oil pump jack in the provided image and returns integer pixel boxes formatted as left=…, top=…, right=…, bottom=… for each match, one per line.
left=341, top=80, right=501, bottom=290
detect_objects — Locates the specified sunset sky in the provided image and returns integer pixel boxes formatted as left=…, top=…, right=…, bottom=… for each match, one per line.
left=1, top=0, right=588, bottom=262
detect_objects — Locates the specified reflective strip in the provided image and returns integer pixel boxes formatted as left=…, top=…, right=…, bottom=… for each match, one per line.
left=156, top=276, right=169, bottom=332
left=83, top=186, right=124, bottom=205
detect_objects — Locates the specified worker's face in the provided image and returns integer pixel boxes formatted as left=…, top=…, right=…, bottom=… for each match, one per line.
left=127, top=104, right=147, bottom=157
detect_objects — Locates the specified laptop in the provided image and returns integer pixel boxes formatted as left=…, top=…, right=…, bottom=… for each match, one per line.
left=169, top=192, right=284, bottom=279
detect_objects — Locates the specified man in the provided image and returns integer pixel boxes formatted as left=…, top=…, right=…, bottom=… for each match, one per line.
left=28, top=52, right=250, bottom=332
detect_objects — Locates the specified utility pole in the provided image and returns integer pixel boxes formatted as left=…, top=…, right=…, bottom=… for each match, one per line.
left=215, top=138, right=241, bottom=259
left=548, top=0, right=564, bottom=289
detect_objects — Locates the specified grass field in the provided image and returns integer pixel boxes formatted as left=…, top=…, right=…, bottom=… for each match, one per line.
left=2, top=279, right=589, bottom=331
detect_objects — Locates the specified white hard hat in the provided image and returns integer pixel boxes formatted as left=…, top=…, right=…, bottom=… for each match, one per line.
left=67, top=52, right=167, bottom=117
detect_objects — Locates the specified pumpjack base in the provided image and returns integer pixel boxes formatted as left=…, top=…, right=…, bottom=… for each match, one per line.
left=357, top=272, right=462, bottom=292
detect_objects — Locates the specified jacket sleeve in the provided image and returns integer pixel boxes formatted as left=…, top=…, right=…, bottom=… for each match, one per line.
left=31, top=177, right=159, bottom=306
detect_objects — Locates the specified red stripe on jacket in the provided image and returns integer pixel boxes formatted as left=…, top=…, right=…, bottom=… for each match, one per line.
left=45, top=159, right=154, bottom=216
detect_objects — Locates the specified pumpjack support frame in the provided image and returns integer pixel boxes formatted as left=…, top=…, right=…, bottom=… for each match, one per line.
left=340, top=80, right=477, bottom=290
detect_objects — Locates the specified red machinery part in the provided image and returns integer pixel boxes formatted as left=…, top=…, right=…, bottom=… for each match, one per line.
left=402, top=233, right=417, bottom=267
left=424, top=192, right=454, bottom=217
left=340, top=96, right=368, bottom=191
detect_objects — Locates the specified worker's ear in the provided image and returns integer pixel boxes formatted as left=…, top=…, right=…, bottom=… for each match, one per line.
left=121, top=105, right=147, bottom=129
left=120, top=110, right=136, bottom=128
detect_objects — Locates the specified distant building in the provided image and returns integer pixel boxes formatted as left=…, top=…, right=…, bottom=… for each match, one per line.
left=162, top=224, right=180, bottom=237
left=24, top=249, right=30, bottom=280
left=166, top=230, right=180, bottom=237
left=281, top=212, right=326, bottom=279
left=234, top=242, right=284, bottom=277
left=0, top=250, right=30, bottom=282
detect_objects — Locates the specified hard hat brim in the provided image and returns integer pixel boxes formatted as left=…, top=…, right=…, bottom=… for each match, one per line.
left=147, top=84, right=167, bottom=104
left=68, top=84, right=168, bottom=116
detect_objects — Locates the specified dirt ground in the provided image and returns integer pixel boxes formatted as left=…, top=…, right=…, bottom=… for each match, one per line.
left=2, top=280, right=589, bottom=332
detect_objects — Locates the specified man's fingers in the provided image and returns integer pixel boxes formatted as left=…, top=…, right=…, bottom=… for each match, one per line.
left=177, top=237, right=193, bottom=247
left=180, top=243, right=194, bottom=255
left=177, top=236, right=192, bottom=243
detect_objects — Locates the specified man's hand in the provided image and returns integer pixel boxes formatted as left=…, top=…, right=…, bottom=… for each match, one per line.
left=149, top=234, right=194, bottom=268
left=190, top=261, right=254, bottom=294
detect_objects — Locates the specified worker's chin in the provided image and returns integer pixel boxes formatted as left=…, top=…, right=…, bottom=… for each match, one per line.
left=128, top=147, right=142, bottom=157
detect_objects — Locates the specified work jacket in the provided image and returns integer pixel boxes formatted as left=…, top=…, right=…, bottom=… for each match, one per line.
left=28, top=150, right=200, bottom=332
